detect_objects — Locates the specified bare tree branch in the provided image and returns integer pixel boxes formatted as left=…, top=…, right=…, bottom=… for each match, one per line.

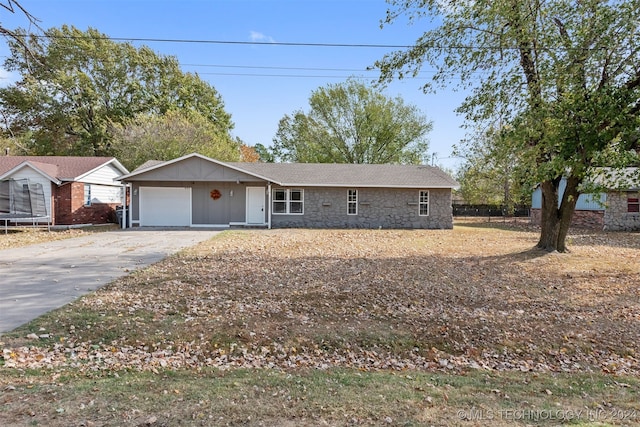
left=0, top=0, right=43, bottom=52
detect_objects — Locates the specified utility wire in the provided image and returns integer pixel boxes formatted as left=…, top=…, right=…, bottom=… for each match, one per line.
left=26, top=34, right=609, bottom=51
left=27, top=34, right=414, bottom=49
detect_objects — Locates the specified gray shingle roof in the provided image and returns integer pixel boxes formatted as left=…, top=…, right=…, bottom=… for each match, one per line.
left=119, top=154, right=459, bottom=189
left=225, top=161, right=459, bottom=189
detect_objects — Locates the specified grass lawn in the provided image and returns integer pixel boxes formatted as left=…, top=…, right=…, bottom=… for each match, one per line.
left=1, top=223, right=639, bottom=426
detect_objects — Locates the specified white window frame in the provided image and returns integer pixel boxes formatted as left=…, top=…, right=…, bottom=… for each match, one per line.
left=272, top=188, right=304, bottom=215
left=419, top=190, right=429, bottom=216
left=84, top=184, right=92, bottom=207
left=347, top=189, right=358, bottom=215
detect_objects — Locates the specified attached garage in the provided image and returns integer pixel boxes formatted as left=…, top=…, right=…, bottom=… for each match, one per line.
left=118, top=153, right=458, bottom=229
left=139, top=187, right=191, bottom=226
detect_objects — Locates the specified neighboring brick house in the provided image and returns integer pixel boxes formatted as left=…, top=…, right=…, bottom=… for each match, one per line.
left=117, top=153, right=459, bottom=229
left=531, top=168, right=640, bottom=231
left=0, top=156, right=129, bottom=226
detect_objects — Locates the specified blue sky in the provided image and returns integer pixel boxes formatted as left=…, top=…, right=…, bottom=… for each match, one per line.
left=1, top=0, right=467, bottom=170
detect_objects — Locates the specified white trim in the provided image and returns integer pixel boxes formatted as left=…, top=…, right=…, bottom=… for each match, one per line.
left=274, top=183, right=456, bottom=189
left=0, top=162, right=61, bottom=184
left=418, top=190, right=430, bottom=216
left=74, top=158, right=129, bottom=181
left=246, top=186, right=266, bottom=224
left=347, top=189, right=358, bottom=215
left=267, top=182, right=272, bottom=229
left=272, top=188, right=304, bottom=215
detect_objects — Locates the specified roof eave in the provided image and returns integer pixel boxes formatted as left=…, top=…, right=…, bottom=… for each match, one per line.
left=273, top=183, right=458, bottom=189
left=74, top=158, right=130, bottom=181
left=117, top=153, right=285, bottom=185
left=0, top=162, right=62, bottom=185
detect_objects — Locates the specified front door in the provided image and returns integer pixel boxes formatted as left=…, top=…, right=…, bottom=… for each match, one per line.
left=246, top=187, right=265, bottom=224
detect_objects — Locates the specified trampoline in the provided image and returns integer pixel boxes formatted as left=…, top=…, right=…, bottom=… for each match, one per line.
left=0, top=178, right=51, bottom=233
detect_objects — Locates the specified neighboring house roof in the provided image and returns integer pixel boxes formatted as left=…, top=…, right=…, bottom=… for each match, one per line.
left=591, top=167, right=640, bottom=191
left=0, top=156, right=129, bottom=182
left=134, top=160, right=165, bottom=172
left=119, top=153, right=459, bottom=189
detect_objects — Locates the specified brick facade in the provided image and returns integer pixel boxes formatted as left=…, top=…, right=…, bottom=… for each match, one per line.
left=54, top=182, right=118, bottom=225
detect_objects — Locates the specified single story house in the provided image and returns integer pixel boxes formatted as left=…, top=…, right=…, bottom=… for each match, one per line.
left=117, top=153, right=459, bottom=229
left=0, top=156, right=129, bottom=226
left=531, top=168, right=640, bottom=231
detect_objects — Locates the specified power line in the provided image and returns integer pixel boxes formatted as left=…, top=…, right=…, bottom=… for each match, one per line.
left=181, top=63, right=374, bottom=72
left=25, top=34, right=611, bottom=52
left=28, top=34, right=415, bottom=49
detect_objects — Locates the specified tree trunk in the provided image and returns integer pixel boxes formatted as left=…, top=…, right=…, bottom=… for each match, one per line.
left=536, top=176, right=580, bottom=252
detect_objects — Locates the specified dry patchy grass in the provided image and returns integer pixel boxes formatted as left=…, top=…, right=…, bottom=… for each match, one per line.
left=1, top=225, right=640, bottom=426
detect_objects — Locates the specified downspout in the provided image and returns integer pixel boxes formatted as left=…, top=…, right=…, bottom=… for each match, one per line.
left=267, top=182, right=272, bottom=229
left=121, top=182, right=127, bottom=229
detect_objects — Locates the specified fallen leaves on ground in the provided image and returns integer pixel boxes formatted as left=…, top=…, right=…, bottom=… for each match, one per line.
left=2, top=226, right=640, bottom=376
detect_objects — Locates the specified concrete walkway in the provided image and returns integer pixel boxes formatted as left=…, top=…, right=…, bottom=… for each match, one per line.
left=0, top=228, right=220, bottom=334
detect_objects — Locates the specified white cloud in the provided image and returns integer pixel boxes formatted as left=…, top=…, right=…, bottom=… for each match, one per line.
left=249, top=31, right=276, bottom=43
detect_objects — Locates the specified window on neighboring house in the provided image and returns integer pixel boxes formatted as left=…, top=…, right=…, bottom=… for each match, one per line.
left=628, top=197, right=640, bottom=213
left=272, top=188, right=304, bottom=214
left=419, top=190, right=429, bottom=216
left=347, top=189, right=358, bottom=215
left=84, top=184, right=92, bottom=206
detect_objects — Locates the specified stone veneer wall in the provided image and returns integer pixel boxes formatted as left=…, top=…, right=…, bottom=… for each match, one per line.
left=271, top=187, right=453, bottom=229
left=530, top=208, right=604, bottom=229
left=604, top=192, right=640, bottom=231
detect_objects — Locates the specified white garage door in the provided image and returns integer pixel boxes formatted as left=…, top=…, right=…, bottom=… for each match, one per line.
left=140, top=187, right=191, bottom=226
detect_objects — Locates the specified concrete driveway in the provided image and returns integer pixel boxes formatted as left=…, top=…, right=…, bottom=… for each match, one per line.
left=0, top=228, right=220, bottom=334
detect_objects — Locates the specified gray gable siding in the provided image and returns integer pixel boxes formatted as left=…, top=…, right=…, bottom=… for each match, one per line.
left=126, top=157, right=262, bottom=182
left=192, top=182, right=255, bottom=225
left=271, top=187, right=452, bottom=229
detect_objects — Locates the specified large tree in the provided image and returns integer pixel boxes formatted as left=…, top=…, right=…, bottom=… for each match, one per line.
left=271, top=79, right=432, bottom=164
left=454, top=126, right=528, bottom=210
left=0, top=25, right=233, bottom=157
left=109, top=110, right=240, bottom=171
left=376, top=0, right=640, bottom=251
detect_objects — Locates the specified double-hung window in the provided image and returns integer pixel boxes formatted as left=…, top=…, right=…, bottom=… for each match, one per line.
left=347, top=189, right=358, bottom=215
left=273, top=189, right=304, bottom=214
left=419, top=190, right=429, bottom=216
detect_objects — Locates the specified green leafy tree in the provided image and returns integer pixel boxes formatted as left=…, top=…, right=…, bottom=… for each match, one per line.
left=454, top=126, right=530, bottom=211
left=110, top=110, right=239, bottom=170
left=271, top=79, right=432, bottom=164
left=377, top=0, right=640, bottom=251
left=253, top=143, right=275, bottom=163
left=0, top=25, right=233, bottom=156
